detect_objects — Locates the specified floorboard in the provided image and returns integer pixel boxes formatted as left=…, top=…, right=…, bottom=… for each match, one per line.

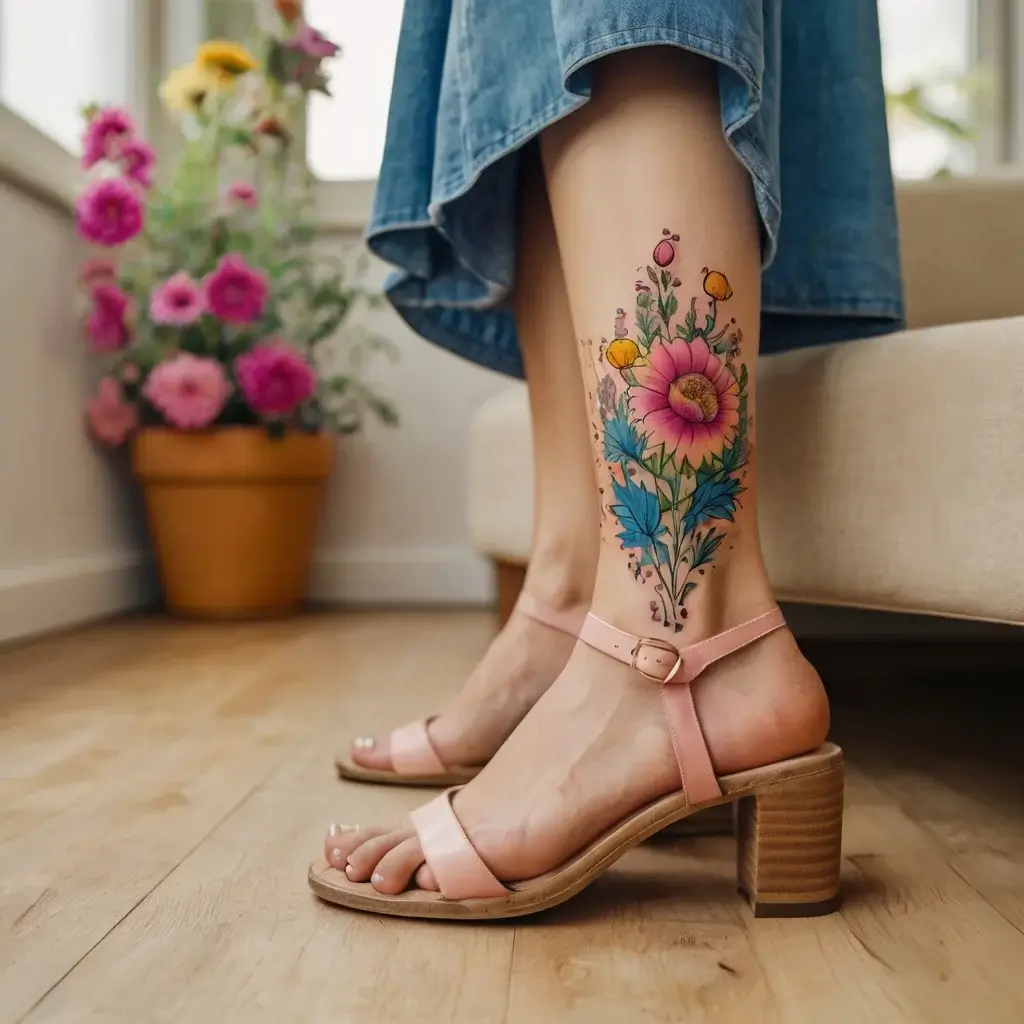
left=0, top=612, right=1020, bottom=1024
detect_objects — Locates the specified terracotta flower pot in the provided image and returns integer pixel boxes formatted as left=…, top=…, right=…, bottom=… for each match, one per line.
left=132, top=427, right=335, bottom=618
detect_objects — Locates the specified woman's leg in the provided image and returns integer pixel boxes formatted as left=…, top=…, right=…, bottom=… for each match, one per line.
left=350, top=150, right=598, bottom=771
left=331, top=49, right=829, bottom=891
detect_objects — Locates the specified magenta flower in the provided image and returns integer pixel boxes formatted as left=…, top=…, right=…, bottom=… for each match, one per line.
left=629, top=337, right=740, bottom=465
left=289, top=21, right=340, bottom=59
left=143, top=354, right=232, bottom=429
left=86, top=283, right=132, bottom=351
left=150, top=272, right=206, bottom=326
left=121, top=139, right=157, bottom=188
left=81, top=107, right=136, bottom=169
left=86, top=378, right=138, bottom=448
left=202, top=254, right=269, bottom=325
left=79, top=258, right=117, bottom=288
left=76, top=178, right=144, bottom=247
left=225, top=181, right=259, bottom=209
left=236, top=342, right=316, bottom=416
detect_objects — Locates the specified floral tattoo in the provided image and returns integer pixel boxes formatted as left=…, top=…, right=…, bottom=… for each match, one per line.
left=589, top=229, right=750, bottom=632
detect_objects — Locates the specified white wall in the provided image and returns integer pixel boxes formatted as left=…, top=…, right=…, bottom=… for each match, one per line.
left=309, top=225, right=514, bottom=606
left=0, top=113, right=153, bottom=646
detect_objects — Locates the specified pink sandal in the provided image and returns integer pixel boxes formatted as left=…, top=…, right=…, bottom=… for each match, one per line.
left=334, top=593, right=587, bottom=787
left=311, top=606, right=844, bottom=920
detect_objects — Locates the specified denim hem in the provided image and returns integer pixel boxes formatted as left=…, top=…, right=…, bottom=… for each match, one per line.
left=764, top=297, right=905, bottom=318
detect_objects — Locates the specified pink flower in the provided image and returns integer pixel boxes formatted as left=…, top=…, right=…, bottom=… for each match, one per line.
left=121, top=139, right=157, bottom=188
left=143, top=354, right=232, bottom=429
left=150, top=272, right=206, bottom=326
left=629, top=337, right=740, bottom=465
left=76, top=178, right=144, bottom=247
left=79, top=258, right=117, bottom=288
left=81, top=107, right=136, bottom=169
left=86, top=283, right=132, bottom=351
left=202, top=253, right=269, bottom=325
left=289, top=21, right=340, bottom=59
left=86, top=377, right=138, bottom=447
left=236, top=342, right=316, bottom=416
left=225, top=181, right=259, bottom=209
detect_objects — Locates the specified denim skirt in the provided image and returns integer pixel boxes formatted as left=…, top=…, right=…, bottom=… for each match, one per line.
left=366, top=0, right=905, bottom=379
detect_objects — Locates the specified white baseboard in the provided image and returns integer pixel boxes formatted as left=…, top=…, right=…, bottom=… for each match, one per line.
left=0, top=552, right=155, bottom=646
left=311, top=545, right=495, bottom=606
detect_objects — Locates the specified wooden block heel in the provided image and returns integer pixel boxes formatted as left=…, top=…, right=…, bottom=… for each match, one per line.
left=736, top=760, right=845, bottom=918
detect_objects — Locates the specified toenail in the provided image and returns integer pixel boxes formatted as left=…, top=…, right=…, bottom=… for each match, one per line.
left=353, top=736, right=375, bottom=749
left=328, top=822, right=339, bottom=837
left=371, top=872, right=384, bottom=887
left=345, top=863, right=355, bottom=878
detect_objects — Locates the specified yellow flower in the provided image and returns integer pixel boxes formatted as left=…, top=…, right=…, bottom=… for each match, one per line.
left=159, top=63, right=226, bottom=114
left=196, top=40, right=259, bottom=79
left=606, top=338, right=641, bottom=370
left=702, top=268, right=733, bottom=302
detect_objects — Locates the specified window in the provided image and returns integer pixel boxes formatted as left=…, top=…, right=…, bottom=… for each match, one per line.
left=304, top=0, right=1016, bottom=185
left=305, top=0, right=404, bottom=181
left=0, top=0, right=136, bottom=154
left=879, top=0, right=976, bottom=179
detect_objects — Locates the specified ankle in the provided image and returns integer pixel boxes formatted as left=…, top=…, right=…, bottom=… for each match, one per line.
left=521, top=551, right=595, bottom=614
left=591, top=542, right=775, bottom=645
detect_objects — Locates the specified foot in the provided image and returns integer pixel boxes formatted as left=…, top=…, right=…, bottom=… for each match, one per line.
left=325, top=623, right=830, bottom=893
left=348, top=599, right=579, bottom=771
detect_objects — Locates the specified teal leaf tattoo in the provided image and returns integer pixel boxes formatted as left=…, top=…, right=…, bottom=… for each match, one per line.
left=603, top=397, right=647, bottom=465
left=683, top=475, right=743, bottom=534
left=639, top=540, right=672, bottom=567
left=610, top=474, right=669, bottom=562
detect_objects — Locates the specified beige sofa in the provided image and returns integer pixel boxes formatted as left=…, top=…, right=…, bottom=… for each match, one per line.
left=468, top=179, right=1024, bottom=627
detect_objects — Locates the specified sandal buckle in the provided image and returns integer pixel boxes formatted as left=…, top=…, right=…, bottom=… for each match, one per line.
left=631, top=637, right=683, bottom=683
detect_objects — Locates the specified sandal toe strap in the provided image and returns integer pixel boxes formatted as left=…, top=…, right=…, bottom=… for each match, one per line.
left=409, top=789, right=508, bottom=900
left=390, top=720, right=447, bottom=775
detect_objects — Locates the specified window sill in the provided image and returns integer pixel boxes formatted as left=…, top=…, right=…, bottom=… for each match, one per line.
left=0, top=105, right=78, bottom=216
left=314, top=179, right=375, bottom=233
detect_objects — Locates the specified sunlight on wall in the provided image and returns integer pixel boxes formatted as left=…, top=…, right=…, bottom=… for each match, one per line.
left=0, top=0, right=134, bottom=154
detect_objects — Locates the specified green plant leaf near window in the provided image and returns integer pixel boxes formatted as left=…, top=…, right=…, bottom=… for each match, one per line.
left=885, top=68, right=992, bottom=178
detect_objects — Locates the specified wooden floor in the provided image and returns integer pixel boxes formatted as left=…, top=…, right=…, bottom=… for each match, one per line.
left=1, top=612, right=1022, bottom=1024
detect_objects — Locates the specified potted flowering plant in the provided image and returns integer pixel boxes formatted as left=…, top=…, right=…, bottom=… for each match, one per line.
left=80, top=3, right=395, bottom=618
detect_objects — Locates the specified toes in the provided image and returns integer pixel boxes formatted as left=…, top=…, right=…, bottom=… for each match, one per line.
left=324, top=824, right=389, bottom=869
left=349, top=734, right=393, bottom=770
left=414, top=863, right=439, bottom=891
left=344, top=827, right=415, bottom=882
left=371, top=837, right=429, bottom=894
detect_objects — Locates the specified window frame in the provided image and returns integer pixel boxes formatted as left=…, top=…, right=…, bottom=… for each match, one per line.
left=0, top=0, right=163, bottom=213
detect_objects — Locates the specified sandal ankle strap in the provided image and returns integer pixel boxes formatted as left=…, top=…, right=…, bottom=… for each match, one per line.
left=579, top=607, right=786, bottom=806
left=579, top=607, right=786, bottom=684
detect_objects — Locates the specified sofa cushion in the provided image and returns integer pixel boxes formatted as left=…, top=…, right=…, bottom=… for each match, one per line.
left=468, top=317, right=1024, bottom=624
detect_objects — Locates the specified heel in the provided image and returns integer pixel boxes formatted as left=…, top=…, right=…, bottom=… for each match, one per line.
left=736, top=762, right=844, bottom=918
